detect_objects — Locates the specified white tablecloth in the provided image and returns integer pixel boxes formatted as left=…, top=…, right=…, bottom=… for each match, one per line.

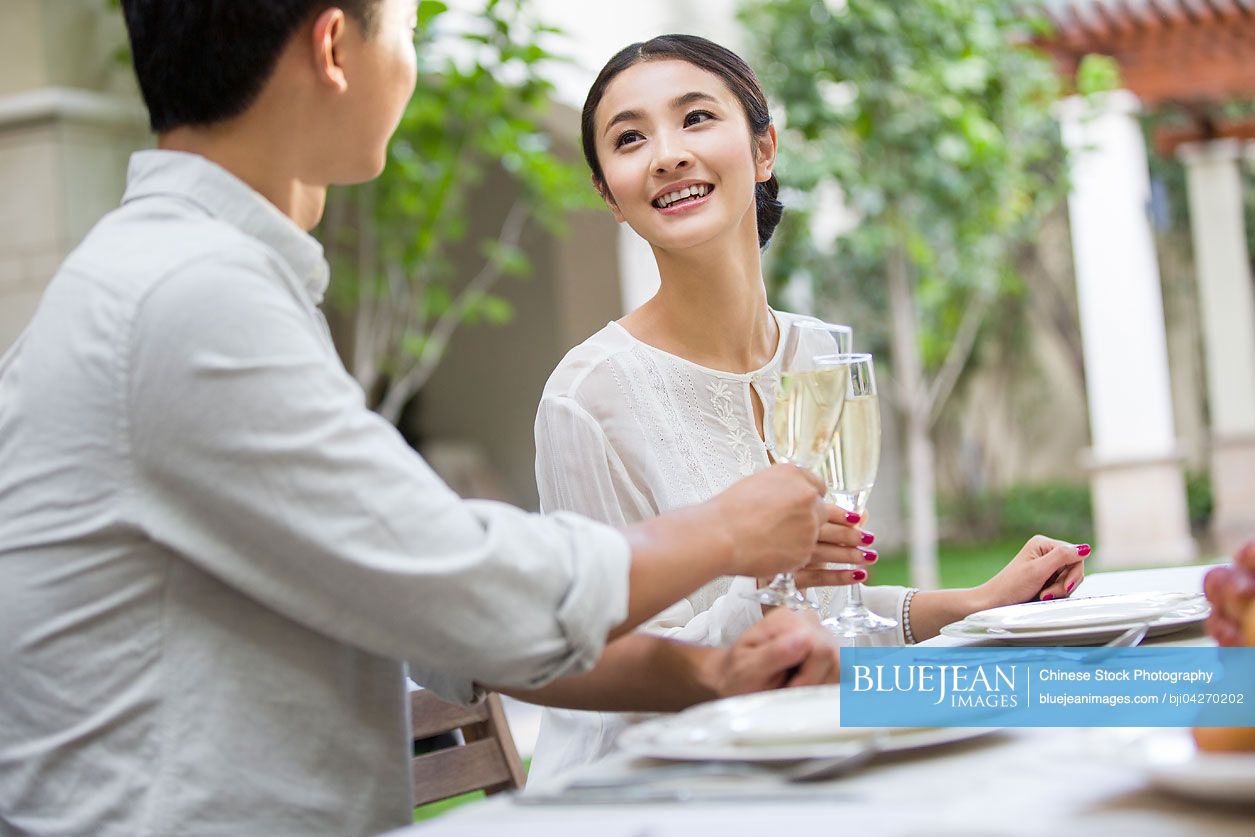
left=395, top=563, right=1253, bottom=836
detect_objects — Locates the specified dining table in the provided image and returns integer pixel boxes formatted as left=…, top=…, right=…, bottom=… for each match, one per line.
left=392, top=562, right=1254, bottom=836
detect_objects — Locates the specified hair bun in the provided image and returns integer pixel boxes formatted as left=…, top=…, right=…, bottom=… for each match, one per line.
left=755, top=175, right=783, bottom=249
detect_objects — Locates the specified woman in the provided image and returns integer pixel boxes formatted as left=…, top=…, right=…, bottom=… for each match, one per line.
left=530, top=34, right=1088, bottom=780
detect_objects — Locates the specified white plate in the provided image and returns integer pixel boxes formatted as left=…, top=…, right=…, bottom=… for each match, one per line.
left=941, top=601, right=1210, bottom=646
left=965, top=592, right=1204, bottom=633
left=1135, top=729, right=1255, bottom=805
left=618, top=686, right=997, bottom=761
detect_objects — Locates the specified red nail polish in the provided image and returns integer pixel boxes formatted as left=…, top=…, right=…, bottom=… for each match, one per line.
left=846, top=512, right=861, bottom=524
left=1066, top=580, right=1076, bottom=593
left=862, top=550, right=878, bottom=563
left=860, top=532, right=876, bottom=545
left=1077, top=544, right=1091, bottom=557
left=852, top=570, right=867, bottom=581
left=1042, top=593, right=1054, bottom=601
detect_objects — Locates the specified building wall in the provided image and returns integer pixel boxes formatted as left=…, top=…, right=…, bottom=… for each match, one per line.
left=0, top=0, right=147, bottom=355
left=416, top=108, right=623, bottom=509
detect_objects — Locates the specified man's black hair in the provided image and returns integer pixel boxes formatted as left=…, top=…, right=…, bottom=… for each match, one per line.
left=120, top=1, right=380, bottom=133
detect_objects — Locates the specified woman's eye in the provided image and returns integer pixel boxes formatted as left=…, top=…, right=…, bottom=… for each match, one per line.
left=615, top=130, right=644, bottom=148
left=684, top=110, right=714, bottom=127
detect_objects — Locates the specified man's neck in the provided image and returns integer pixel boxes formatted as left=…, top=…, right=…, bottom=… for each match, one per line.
left=159, top=125, right=327, bottom=231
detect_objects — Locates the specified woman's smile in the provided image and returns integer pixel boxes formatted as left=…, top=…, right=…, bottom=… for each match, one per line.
left=652, top=180, right=715, bottom=214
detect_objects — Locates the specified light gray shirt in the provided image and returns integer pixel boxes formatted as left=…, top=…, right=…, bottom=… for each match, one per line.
left=0, top=150, right=630, bottom=836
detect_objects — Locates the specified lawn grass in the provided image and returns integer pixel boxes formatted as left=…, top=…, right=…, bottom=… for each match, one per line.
left=867, top=536, right=1031, bottom=589
left=412, top=760, right=529, bottom=823
left=413, top=790, right=486, bottom=823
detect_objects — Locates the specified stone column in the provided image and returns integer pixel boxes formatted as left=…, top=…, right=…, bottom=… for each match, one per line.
left=1057, top=91, right=1196, bottom=567
left=0, top=0, right=148, bottom=354
left=1178, top=139, right=1255, bottom=554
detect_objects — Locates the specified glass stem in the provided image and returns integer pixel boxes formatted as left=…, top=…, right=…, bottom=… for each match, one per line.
left=768, top=573, right=797, bottom=594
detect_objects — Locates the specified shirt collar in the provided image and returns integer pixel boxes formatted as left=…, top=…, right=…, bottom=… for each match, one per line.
left=121, top=150, right=331, bottom=303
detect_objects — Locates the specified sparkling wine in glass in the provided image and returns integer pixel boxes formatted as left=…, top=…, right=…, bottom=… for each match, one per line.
left=747, top=321, right=853, bottom=611
left=819, top=353, right=897, bottom=636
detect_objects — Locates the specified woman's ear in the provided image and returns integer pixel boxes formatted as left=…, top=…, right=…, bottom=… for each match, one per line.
left=754, top=123, right=778, bottom=183
left=311, top=8, right=349, bottom=93
left=595, top=175, right=626, bottom=223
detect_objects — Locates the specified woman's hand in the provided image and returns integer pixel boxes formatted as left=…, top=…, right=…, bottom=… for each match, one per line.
left=976, top=535, right=1092, bottom=609
left=906, top=536, right=1089, bottom=642
left=793, top=503, right=877, bottom=590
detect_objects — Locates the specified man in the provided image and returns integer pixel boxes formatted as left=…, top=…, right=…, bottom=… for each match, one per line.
left=0, top=2, right=847, bottom=834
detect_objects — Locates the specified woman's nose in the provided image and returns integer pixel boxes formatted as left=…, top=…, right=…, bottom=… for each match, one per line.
left=651, top=132, right=692, bottom=175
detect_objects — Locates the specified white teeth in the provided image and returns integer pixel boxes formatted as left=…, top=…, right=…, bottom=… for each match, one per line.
left=656, top=184, right=710, bottom=208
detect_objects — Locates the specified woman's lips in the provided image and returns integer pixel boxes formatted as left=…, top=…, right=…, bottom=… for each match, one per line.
left=655, top=188, right=714, bottom=216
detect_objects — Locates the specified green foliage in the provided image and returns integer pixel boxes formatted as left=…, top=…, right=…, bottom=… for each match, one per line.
left=1185, top=471, right=1214, bottom=531
left=1075, top=54, right=1121, bottom=98
left=319, top=0, right=595, bottom=417
left=741, top=0, right=1068, bottom=375
left=998, top=482, right=1095, bottom=542
left=940, top=481, right=1094, bottom=544
left=939, top=472, right=1215, bottom=548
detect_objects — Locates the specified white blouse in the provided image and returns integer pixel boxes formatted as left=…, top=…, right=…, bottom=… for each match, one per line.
left=528, top=310, right=908, bottom=782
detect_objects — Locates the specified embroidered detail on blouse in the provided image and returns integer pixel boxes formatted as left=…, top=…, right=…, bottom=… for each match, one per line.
left=638, top=349, right=707, bottom=493
left=707, top=380, right=755, bottom=477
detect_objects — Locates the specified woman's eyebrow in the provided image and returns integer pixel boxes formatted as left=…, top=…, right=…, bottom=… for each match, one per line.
left=670, top=91, right=719, bottom=109
left=604, top=109, right=643, bottom=137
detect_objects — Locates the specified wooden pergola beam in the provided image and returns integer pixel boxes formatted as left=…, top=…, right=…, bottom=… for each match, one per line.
left=1154, top=117, right=1255, bottom=156
left=1207, top=0, right=1245, bottom=21
left=1034, top=0, right=1255, bottom=105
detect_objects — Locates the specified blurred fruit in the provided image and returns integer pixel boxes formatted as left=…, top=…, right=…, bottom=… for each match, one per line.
left=1238, top=539, right=1255, bottom=571
left=1194, top=542, right=1255, bottom=751
left=1193, top=725, right=1255, bottom=753
left=1245, top=598, right=1255, bottom=648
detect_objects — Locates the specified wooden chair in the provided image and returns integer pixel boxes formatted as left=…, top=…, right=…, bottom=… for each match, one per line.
left=409, top=689, right=527, bottom=807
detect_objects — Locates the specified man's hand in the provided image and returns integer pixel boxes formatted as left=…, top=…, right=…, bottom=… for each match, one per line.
left=616, top=464, right=823, bottom=639
left=707, top=463, right=826, bottom=579
left=700, top=608, right=841, bottom=698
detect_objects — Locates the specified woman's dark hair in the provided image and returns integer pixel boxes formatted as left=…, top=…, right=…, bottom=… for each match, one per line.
left=579, top=34, right=783, bottom=249
left=120, top=1, right=379, bottom=133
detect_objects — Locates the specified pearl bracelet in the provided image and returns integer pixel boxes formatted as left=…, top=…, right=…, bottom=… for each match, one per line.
left=902, top=588, right=919, bottom=645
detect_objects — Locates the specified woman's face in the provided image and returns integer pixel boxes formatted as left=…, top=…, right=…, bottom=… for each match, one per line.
left=592, top=59, right=776, bottom=253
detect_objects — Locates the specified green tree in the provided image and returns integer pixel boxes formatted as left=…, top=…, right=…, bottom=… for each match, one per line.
left=319, top=0, right=594, bottom=424
left=741, top=0, right=1070, bottom=586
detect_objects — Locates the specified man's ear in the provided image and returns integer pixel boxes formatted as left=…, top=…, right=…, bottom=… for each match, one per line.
left=311, top=8, right=349, bottom=93
left=754, top=123, right=778, bottom=183
left=595, top=176, right=625, bottom=223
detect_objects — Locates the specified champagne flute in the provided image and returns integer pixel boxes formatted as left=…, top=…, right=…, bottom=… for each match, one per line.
left=747, top=321, right=853, bottom=611
left=819, top=353, right=898, bottom=636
